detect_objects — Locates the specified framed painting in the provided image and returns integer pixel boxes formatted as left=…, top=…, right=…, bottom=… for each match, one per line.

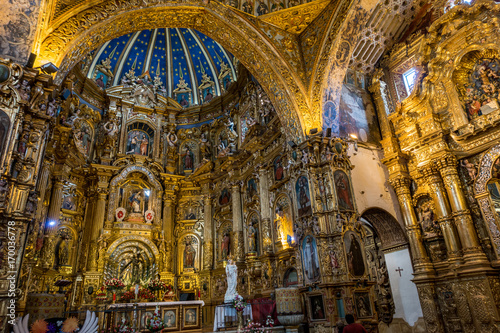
left=353, top=292, right=373, bottom=319
left=140, top=310, right=154, bottom=327
left=162, top=308, right=179, bottom=331
left=344, top=231, right=366, bottom=277
left=182, top=306, right=200, bottom=329
left=308, top=294, right=326, bottom=321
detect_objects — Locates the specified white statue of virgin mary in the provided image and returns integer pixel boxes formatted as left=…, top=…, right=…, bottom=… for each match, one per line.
left=224, top=258, right=238, bottom=303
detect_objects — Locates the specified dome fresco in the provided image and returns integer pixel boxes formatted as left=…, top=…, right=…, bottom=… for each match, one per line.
left=85, top=28, right=237, bottom=107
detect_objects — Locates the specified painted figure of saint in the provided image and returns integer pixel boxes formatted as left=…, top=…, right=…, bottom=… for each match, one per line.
left=346, top=232, right=365, bottom=277
left=140, top=135, right=148, bottom=155
left=183, top=240, right=196, bottom=268
left=183, top=147, right=194, bottom=170
left=303, top=236, right=320, bottom=281
left=335, top=171, right=354, bottom=210
left=221, top=233, right=230, bottom=260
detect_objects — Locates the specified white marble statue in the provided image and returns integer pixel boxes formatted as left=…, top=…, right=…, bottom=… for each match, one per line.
left=224, top=259, right=238, bottom=303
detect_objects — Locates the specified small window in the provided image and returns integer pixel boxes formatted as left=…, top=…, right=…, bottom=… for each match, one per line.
left=403, top=68, right=418, bottom=95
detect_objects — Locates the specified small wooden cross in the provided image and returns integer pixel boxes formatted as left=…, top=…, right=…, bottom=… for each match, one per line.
left=395, top=267, right=404, bottom=277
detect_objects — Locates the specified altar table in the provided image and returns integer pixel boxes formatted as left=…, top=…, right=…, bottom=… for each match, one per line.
left=213, top=304, right=253, bottom=331
left=107, top=300, right=204, bottom=331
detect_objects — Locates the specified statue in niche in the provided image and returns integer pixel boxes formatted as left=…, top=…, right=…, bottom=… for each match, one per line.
left=183, top=239, right=196, bottom=269
left=247, top=218, right=258, bottom=253
left=225, top=117, right=238, bottom=152
left=221, top=232, right=231, bottom=260
left=128, top=190, right=144, bottom=214
left=58, top=240, right=69, bottom=266
left=302, top=236, right=320, bottom=281
left=416, top=198, right=439, bottom=237
left=224, top=258, right=238, bottom=303
left=461, top=159, right=477, bottom=181
left=120, top=247, right=144, bottom=284
left=25, top=191, right=38, bottom=215
left=199, top=133, right=211, bottom=159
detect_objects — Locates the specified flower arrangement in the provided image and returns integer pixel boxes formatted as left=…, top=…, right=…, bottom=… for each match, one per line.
left=147, top=279, right=168, bottom=291
left=120, top=286, right=155, bottom=301
left=104, top=278, right=125, bottom=290
left=145, top=306, right=166, bottom=333
left=232, top=294, right=247, bottom=312
left=265, top=315, right=274, bottom=327
left=242, top=321, right=268, bottom=333
left=120, top=289, right=136, bottom=301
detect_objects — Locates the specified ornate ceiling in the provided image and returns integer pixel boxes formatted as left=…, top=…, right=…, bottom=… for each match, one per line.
left=84, top=28, right=237, bottom=106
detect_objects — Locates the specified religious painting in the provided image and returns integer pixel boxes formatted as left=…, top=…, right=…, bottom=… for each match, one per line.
left=94, top=71, right=109, bottom=89
left=274, top=196, right=293, bottom=244
left=219, top=223, right=232, bottom=261
left=162, top=308, right=179, bottom=330
left=61, top=194, right=77, bottom=211
left=455, top=54, right=500, bottom=120
left=283, top=268, right=298, bottom=287
left=73, top=120, right=93, bottom=157
left=296, top=176, right=312, bottom=217
left=274, top=156, right=285, bottom=181
left=202, top=86, right=214, bottom=103
left=338, top=84, right=381, bottom=144
left=354, top=292, right=373, bottom=319
left=246, top=178, right=258, bottom=200
left=177, top=92, right=191, bottom=108
left=126, top=122, right=154, bottom=156
left=334, top=170, right=354, bottom=211
left=302, top=235, right=320, bottom=282
left=219, top=188, right=231, bottom=206
left=180, top=141, right=197, bottom=173
left=141, top=311, right=154, bottom=327
left=183, top=307, right=200, bottom=328
left=184, top=206, right=197, bottom=220
left=344, top=231, right=365, bottom=277
left=309, top=294, right=326, bottom=321
left=180, top=235, right=199, bottom=272
left=222, top=74, right=232, bottom=90
left=247, top=214, right=259, bottom=254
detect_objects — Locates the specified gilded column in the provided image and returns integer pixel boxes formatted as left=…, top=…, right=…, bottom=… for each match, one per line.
left=202, top=183, right=213, bottom=270
left=369, top=76, right=393, bottom=138
left=45, top=178, right=64, bottom=234
left=258, top=167, right=272, bottom=252
left=231, top=182, right=244, bottom=261
left=162, top=193, right=175, bottom=272
left=390, top=176, right=433, bottom=274
left=422, top=165, right=463, bottom=265
left=87, top=189, right=108, bottom=271
left=436, top=154, right=488, bottom=266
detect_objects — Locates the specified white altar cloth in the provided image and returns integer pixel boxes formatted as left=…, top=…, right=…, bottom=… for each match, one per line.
left=108, top=300, right=205, bottom=309
left=213, top=304, right=253, bottom=331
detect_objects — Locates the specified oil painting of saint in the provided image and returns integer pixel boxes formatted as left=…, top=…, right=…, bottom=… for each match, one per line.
left=344, top=231, right=365, bottom=277
left=126, top=130, right=151, bottom=156
left=302, top=236, right=320, bottom=282
left=219, top=188, right=231, bottom=206
left=334, top=170, right=354, bottom=211
left=247, top=178, right=258, bottom=199
left=221, top=232, right=230, bottom=260
left=274, top=156, right=284, bottom=181
left=183, top=239, right=196, bottom=269
left=296, top=176, right=312, bottom=217
left=354, top=292, right=372, bottom=318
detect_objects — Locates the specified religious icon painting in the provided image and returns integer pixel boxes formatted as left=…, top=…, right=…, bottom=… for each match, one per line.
left=183, top=306, right=200, bottom=329
left=219, top=188, right=231, bottom=206
left=177, top=92, right=191, bottom=108
left=246, top=178, right=258, bottom=200
left=344, top=231, right=366, bottom=277
left=140, top=311, right=154, bottom=327
left=353, top=292, right=373, bottom=319
left=274, top=155, right=284, bottom=181
left=181, top=143, right=196, bottom=172
left=126, top=122, right=154, bottom=156
left=203, top=87, right=214, bottom=103
left=162, top=308, right=179, bottom=330
left=334, top=170, right=354, bottom=211
left=302, top=235, right=321, bottom=283
left=94, top=71, right=108, bottom=89
left=296, top=176, right=312, bottom=217
left=309, top=294, right=326, bottom=321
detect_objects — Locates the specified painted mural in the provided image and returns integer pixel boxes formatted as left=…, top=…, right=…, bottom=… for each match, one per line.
left=302, top=235, right=320, bottom=283
left=296, top=176, right=312, bottom=217
left=344, top=231, right=365, bottom=277
left=338, top=84, right=380, bottom=143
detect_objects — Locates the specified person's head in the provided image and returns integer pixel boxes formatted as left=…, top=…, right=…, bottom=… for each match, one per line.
left=345, top=314, right=355, bottom=324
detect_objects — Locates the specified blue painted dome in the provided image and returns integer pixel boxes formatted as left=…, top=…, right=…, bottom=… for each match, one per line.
left=86, top=28, right=237, bottom=107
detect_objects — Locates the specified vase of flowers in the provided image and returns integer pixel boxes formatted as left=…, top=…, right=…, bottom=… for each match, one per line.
left=145, top=306, right=166, bottom=333
left=242, top=321, right=268, bottom=333
left=147, top=279, right=167, bottom=301
left=137, top=287, right=155, bottom=302
left=232, top=295, right=246, bottom=330
left=104, top=278, right=125, bottom=303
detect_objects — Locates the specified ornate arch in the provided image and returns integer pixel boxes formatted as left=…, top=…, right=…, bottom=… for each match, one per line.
left=360, top=207, right=408, bottom=251
left=35, top=2, right=306, bottom=141
left=106, top=234, right=160, bottom=257
left=474, top=144, right=500, bottom=260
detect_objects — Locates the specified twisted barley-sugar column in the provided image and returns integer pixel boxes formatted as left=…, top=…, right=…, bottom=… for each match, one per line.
left=202, top=183, right=213, bottom=270
left=390, top=176, right=433, bottom=274
left=87, top=189, right=108, bottom=271
left=231, top=182, right=244, bottom=261
left=259, top=167, right=272, bottom=253
left=422, top=165, right=463, bottom=265
left=437, top=154, right=488, bottom=266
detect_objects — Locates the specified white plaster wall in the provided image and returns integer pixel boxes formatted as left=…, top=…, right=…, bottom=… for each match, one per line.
left=385, top=248, right=423, bottom=326
left=348, top=144, right=403, bottom=225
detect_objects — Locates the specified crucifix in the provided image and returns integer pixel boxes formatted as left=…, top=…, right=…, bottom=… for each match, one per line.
left=395, top=267, right=404, bottom=277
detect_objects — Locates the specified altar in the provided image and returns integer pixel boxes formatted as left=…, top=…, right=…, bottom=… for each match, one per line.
left=105, top=300, right=204, bottom=331
left=213, top=304, right=253, bottom=331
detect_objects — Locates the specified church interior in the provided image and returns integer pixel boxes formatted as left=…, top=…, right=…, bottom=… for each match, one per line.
left=2, top=0, right=500, bottom=332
